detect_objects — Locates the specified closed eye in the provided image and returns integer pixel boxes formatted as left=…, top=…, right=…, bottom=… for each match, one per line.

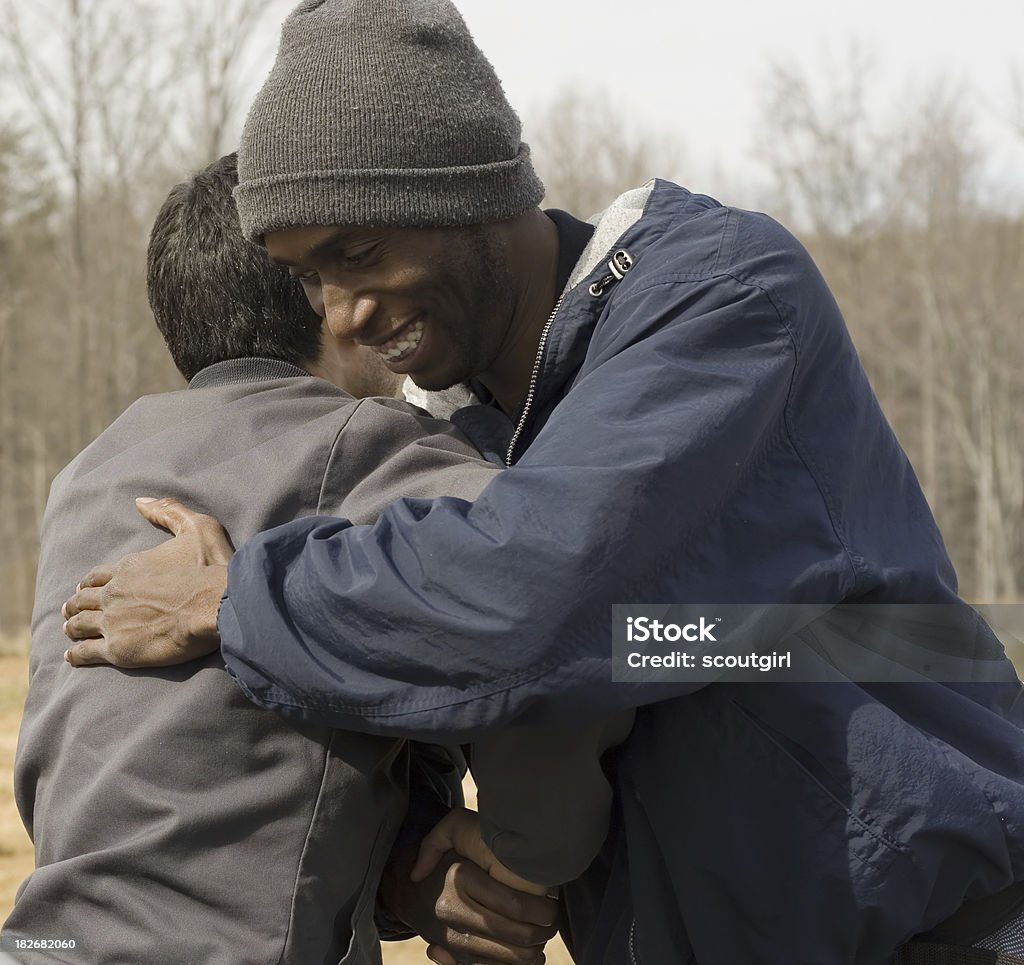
left=343, top=242, right=379, bottom=266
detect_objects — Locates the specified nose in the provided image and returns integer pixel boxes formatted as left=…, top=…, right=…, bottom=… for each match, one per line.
left=321, top=281, right=379, bottom=341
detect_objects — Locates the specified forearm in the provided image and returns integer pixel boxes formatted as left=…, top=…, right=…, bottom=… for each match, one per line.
left=472, top=711, right=635, bottom=887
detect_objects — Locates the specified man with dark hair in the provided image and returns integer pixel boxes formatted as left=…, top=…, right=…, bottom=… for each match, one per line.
left=58, top=2, right=1024, bottom=964
left=4, top=152, right=573, bottom=964
left=146, top=152, right=401, bottom=399
left=147, top=152, right=323, bottom=380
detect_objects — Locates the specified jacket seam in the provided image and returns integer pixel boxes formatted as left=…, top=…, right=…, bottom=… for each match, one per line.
left=712, top=207, right=739, bottom=272
left=239, top=666, right=555, bottom=718
left=608, top=269, right=855, bottom=591
left=729, top=698, right=911, bottom=861
left=276, top=729, right=338, bottom=965
left=629, top=266, right=859, bottom=591
left=722, top=270, right=860, bottom=593
left=316, top=400, right=370, bottom=514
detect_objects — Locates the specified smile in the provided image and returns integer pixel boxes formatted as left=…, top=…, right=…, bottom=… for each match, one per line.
left=373, top=317, right=424, bottom=364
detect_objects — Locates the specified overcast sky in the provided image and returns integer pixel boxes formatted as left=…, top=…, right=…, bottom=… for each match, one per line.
left=454, top=0, right=1024, bottom=198
left=243, top=0, right=1024, bottom=205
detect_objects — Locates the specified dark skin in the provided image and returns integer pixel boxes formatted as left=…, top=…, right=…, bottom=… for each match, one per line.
left=62, top=212, right=565, bottom=962
left=268, top=213, right=560, bottom=412
left=382, top=845, right=557, bottom=965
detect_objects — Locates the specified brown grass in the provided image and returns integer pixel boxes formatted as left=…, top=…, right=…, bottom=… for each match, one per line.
left=0, top=648, right=569, bottom=963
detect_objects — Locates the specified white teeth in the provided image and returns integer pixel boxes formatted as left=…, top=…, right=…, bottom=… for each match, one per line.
left=375, top=318, right=424, bottom=363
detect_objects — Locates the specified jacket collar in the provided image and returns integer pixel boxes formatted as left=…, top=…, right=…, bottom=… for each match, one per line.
left=187, top=357, right=311, bottom=390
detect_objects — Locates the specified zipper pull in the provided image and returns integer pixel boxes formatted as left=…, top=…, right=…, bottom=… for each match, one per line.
left=589, top=249, right=634, bottom=297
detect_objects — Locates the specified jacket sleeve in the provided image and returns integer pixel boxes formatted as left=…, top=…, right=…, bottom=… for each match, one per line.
left=220, top=270, right=799, bottom=743
left=472, top=710, right=635, bottom=887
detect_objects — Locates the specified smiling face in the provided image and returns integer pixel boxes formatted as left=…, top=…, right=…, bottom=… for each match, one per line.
left=264, top=222, right=519, bottom=393
left=306, top=324, right=405, bottom=399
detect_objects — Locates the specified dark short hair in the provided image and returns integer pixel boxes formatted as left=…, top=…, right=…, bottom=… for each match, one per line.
left=146, top=153, right=321, bottom=380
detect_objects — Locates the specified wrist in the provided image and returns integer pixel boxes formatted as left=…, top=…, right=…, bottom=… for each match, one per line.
left=187, top=564, right=228, bottom=646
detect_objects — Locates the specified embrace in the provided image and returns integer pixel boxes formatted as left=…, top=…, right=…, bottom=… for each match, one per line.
left=4, top=1, right=1024, bottom=964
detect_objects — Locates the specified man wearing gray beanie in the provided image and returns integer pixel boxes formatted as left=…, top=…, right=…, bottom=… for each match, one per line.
left=63, top=1, right=1024, bottom=964
left=233, top=0, right=545, bottom=236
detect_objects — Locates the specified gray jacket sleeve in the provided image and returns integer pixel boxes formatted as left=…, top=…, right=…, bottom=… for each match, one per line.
left=471, top=710, right=635, bottom=888
left=315, top=397, right=501, bottom=521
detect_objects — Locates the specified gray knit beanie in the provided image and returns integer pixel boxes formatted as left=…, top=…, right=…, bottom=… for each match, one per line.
left=234, top=0, right=545, bottom=241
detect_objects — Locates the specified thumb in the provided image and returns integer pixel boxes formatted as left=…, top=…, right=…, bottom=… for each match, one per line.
left=135, top=497, right=235, bottom=562
left=410, top=812, right=460, bottom=882
left=134, top=496, right=198, bottom=536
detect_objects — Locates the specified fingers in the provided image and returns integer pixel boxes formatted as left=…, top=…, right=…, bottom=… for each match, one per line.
left=425, top=947, right=457, bottom=965
left=134, top=497, right=235, bottom=562
left=64, top=639, right=111, bottom=667
left=440, top=862, right=559, bottom=941
left=469, top=878, right=559, bottom=932
left=413, top=810, right=465, bottom=882
left=63, top=608, right=104, bottom=640
left=421, top=810, right=546, bottom=898
left=79, top=564, right=115, bottom=590
left=62, top=586, right=104, bottom=619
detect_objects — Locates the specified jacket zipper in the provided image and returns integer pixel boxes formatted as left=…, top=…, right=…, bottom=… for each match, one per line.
left=629, top=918, right=640, bottom=965
left=505, top=292, right=565, bottom=465
left=505, top=248, right=635, bottom=465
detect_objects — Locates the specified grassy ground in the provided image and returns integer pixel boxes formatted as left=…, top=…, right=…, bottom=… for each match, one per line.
left=0, top=646, right=569, bottom=963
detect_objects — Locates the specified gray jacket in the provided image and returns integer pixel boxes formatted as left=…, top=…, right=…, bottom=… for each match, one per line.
left=6, top=358, right=500, bottom=965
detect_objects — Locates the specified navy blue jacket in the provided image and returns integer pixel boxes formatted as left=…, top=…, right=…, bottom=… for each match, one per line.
left=220, top=181, right=1024, bottom=964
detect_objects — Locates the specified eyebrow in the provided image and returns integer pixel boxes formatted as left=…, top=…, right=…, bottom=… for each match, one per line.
left=271, top=228, right=355, bottom=267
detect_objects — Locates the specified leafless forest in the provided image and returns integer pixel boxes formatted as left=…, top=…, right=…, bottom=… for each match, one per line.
left=1, top=1, right=1022, bottom=639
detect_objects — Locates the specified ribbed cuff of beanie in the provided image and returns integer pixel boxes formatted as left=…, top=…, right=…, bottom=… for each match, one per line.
left=234, top=144, right=544, bottom=242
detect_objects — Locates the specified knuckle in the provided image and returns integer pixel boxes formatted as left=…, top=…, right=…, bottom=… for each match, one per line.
left=446, top=861, right=466, bottom=888
left=434, top=895, right=457, bottom=923
left=444, top=928, right=473, bottom=950
left=84, top=564, right=107, bottom=585
left=194, top=512, right=217, bottom=530
left=451, top=859, right=478, bottom=887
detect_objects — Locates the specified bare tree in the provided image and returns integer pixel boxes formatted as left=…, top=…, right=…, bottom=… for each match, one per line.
left=0, top=124, right=61, bottom=633
left=757, top=57, right=1024, bottom=601
left=525, top=86, right=686, bottom=217
left=172, top=0, right=284, bottom=167
left=0, top=0, right=288, bottom=631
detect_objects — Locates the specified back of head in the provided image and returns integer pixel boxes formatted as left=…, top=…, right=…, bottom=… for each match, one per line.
left=234, top=0, right=545, bottom=242
left=147, top=152, right=321, bottom=380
